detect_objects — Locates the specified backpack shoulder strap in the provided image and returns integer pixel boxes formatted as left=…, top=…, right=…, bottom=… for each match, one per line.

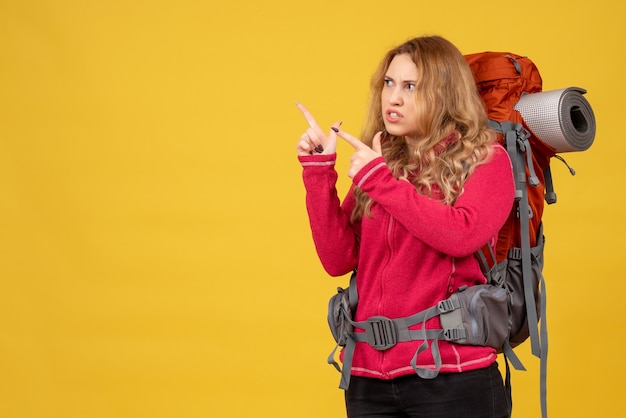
left=514, top=139, right=549, bottom=418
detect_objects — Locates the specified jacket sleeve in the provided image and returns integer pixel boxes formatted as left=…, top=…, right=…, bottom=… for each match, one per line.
left=298, top=153, right=359, bottom=276
left=352, top=145, right=515, bottom=257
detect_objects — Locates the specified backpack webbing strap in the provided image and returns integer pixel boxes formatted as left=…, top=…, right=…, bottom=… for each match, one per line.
left=539, top=262, right=548, bottom=418
left=337, top=334, right=354, bottom=389
left=510, top=127, right=549, bottom=418
left=334, top=290, right=463, bottom=388
left=347, top=298, right=460, bottom=348
left=502, top=341, right=525, bottom=371
left=497, top=120, right=540, bottom=357
left=475, top=243, right=504, bottom=287
left=503, top=348, right=515, bottom=416
left=410, top=329, right=446, bottom=379
left=348, top=269, right=359, bottom=309
left=519, top=176, right=541, bottom=357
left=337, top=321, right=444, bottom=389
left=350, top=326, right=448, bottom=379
left=505, top=244, right=549, bottom=417
left=327, top=342, right=342, bottom=373
left=543, top=165, right=557, bottom=204
left=475, top=245, right=492, bottom=273
left=334, top=271, right=358, bottom=389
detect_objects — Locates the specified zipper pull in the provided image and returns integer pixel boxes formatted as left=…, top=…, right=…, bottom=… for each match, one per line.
left=554, top=154, right=576, bottom=176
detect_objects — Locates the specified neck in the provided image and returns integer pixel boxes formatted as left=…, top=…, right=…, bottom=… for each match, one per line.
left=405, top=131, right=459, bottom=154
left=404, top=135, right=421, bottom=154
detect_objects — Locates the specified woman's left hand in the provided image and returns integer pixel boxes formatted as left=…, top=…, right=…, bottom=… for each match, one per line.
left=335, top=128, right=384, bottom=178
left=296, top=102, right=341, bottom=156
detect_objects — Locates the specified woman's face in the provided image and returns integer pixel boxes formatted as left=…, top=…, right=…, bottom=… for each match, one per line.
left=380, top=53, right=419, bottom=140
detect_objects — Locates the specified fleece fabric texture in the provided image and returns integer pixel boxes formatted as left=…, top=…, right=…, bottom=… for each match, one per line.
left=299, top=143, right=515, bottom=380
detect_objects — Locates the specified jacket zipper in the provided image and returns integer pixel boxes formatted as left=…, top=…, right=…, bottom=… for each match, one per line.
left=379, top=213, right=394, bottom=376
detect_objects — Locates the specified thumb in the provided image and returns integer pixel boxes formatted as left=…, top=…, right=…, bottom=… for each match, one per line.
left=328, top=121, right=342, bottom=140
left=333, top=127, right=365, bottom=151
left=372, top=131, right=383, bottom=155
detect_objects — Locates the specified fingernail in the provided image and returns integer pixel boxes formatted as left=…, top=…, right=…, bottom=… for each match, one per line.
left=314, top=145, right=324, bottom=153
left=331, top=127, right=339, bottom=133
left=339, top=121, right=343, bottom=127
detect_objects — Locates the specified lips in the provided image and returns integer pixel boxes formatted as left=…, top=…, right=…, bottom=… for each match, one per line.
left=385, top=109, right=403, bottom=123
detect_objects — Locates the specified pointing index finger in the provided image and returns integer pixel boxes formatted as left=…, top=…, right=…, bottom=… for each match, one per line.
left=332, top=127, right=366, bottom=150
left=295, top=101, right=320, bottom=130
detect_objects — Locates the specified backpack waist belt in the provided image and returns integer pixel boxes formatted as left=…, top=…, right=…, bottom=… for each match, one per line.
left=334, top=296, right=465, bottom=389
left=349, top=298, right=464, bottom=350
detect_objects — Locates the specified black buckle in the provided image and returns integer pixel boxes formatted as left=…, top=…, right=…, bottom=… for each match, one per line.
left=364, top=316, right=397, bottom=350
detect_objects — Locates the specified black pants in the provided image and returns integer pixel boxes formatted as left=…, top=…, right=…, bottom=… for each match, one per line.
left=345, top=363, right=510, bottom=418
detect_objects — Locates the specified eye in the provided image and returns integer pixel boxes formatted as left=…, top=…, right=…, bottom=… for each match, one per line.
left=384, top=78, right=394, bottom=87
left=406, top=83, right=416, bottom=91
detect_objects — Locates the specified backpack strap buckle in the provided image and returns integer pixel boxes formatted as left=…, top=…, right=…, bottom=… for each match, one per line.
left=443, top=328, right=467, bottom=341
left=508, top=247, right=523, bottom=260
left=437, top=297, right=460, bottom=313
left=363, top=316, right=397, bottom=350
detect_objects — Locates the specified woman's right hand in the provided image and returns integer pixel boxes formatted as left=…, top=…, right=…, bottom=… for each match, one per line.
left=296, top=102, right=341, bottom=156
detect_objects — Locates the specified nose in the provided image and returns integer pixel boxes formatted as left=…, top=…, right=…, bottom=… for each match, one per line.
left=388, top=86, right=403, bottom=105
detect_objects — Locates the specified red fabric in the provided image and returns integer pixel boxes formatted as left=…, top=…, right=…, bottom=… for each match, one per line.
left=299, top=144, right=515, bottom=379
left=465, top=52, right=556, bottom=259
left=464, top=52, right=543, bottom=123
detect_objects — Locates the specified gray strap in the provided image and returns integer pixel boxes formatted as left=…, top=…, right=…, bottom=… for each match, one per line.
left=348, top=270, right=358, bottom=311
left=516, top=146, right=541, bottom=358
left=488, top=119, right=503, bottom=132
left=478, top=243, right=503, bottom=286
left=351, top=328, right=442, bottom=344
left=502, top=341, right=526, bottom=371
left=503, top=350, right=513, bottom=415
left=332, top=271, right=358, bottom=390
left=505, top=126, right=542, bottom=358
left=517, top=136, right=549, bottom=418
left=520, top=136, right=540, bottom=186
left=475, top=246, right=492, bottom=274
left=501, top=339, right=527, bottom=417
left=348, top=302, right=453, bottom=334
left=347, top=304, right=455, bottom=385
left=342, top=328, right=443, bottom=389
left=334, top=268, right=460, bottom=389
left=497, top=117, right=540, bottom=188
left=489, top=118, right=549, bottom=418
left=505, top=54, right=522, bottom=74
left=410, top=329, right=445, bottom=379
left=402, top=303, right=452, bottom=327
left=539, top=266, right=548, bottom=418
left=327, top=342, right=342, bottom=373
left=337, top=335, right=356, bottom=390
left=543, top=165, right=557, bottom=204
left=503, top=122, right=524, bottom=201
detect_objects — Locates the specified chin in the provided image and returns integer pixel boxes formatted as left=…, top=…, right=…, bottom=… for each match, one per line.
left=385, top=126, right=407, bottom=137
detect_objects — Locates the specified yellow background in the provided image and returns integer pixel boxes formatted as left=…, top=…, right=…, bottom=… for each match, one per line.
left=0, top=1, right=623, bottom=417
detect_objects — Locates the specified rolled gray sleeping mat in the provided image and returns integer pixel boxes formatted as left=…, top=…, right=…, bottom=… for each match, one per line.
left=514, top=87, right=596, bottom=153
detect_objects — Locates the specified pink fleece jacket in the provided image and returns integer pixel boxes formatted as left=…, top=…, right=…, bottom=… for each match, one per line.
left=298, top=143, right=514, bottom=380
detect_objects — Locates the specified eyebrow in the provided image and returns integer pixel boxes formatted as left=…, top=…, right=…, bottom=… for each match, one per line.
left=384, top=75, right=417, bottom=83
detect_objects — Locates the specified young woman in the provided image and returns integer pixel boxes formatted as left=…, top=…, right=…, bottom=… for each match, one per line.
left=296, top=35, right=515, bottom=418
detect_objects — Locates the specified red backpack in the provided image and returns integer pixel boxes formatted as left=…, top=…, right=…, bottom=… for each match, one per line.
left=465, top=51, right=595, bottom=418
left=466, top=52, right=553, bottom=261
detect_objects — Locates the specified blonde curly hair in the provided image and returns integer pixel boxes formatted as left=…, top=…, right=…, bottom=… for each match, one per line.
left=352, top=35, right=495, bottom=222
